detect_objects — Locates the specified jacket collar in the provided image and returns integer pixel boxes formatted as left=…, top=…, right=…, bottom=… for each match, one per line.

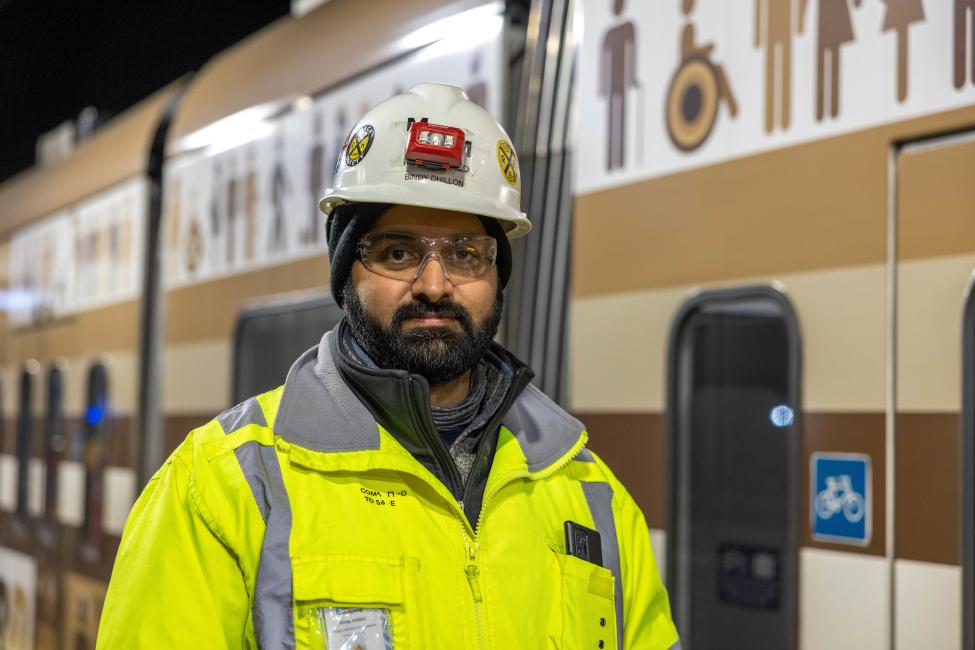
left=273, top=320, right=585, bottom=475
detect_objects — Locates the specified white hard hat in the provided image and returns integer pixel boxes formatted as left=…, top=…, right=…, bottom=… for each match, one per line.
left=319, top=83, right=531, bottom=238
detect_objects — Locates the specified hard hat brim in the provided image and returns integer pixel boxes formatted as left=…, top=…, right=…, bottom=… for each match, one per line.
left=320, top=183, right=531, bottom=239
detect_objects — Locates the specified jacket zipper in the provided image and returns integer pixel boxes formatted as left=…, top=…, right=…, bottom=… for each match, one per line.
left=458, top=434, right=588, bottom=649
left=406, top=376, right=464, bottom=498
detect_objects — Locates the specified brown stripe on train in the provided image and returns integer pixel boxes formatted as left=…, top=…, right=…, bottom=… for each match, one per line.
left=576, top=411, right=892, bottom=557
left=575, top=412, right=667, bottom=529
left=895, top=412, right=960, bottom=566
left=573, top=104, right=975, bottom=298
left=166, top=255, right=328, bottom=343
left=3, top=300, right=140, bottom=362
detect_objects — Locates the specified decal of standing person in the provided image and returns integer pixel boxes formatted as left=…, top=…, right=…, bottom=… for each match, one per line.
left=881, top=0, right=925, bottom=101
left=811, top=0, right=863, bottom=120
left=165, top=176, right=182, bottom=262
left=332, top=107, right=349, bottom=174
left=666, top=0, right=738, bottom=152
left=243, top=149, right=258, bottom=261
left=754, top=0, right=809, bottom=132
left=600, top=0, right=638, bottom=170
left=955, top=0, right=975, bottom=88
left=226, top=157, right=239, bottom=266
left=305, top=112, right=325, bottom=246
left=466, top=53, right=488, bottom=108
left=207, top=162, right=223, bottom=268
left=185, top=188, right=204, bottom=275
left=268, top=136, right=291, bottom=255
left=108, top=211, right=120, bottom=293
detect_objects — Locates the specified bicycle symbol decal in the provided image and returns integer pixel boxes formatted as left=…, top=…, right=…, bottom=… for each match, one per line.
left=814, top=475, right=865, bottom=523
left=811, top=453, right=871, bottom=545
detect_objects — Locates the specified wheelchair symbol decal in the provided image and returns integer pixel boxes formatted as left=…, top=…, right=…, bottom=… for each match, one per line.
left=666, top=0, right=739, bottom=152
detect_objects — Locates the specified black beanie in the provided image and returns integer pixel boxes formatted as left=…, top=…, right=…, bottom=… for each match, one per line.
left=326, top=203, right=513, bottom=308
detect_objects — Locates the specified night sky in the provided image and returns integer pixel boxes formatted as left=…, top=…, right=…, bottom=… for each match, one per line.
left=0, top=1, right=290, bottom=183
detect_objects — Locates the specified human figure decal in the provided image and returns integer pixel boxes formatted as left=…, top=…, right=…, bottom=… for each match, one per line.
left=332, top=108, right=349, bottom=174
left=243, top=149, right=258, bottom=261
left=600, top=0, right=638, bottom=170
left=811, top=0, right=863, bottom=120
left=754, top=0, right=809, bottom=132
left=226, top=157, right=238, bottom=265
left=955, top=0, right=975, bottom=88
left=185, top=187, right=204, bottom=275
left=268, top=136, right=291, bottom=255
left=666, top=0, right=738, bottom=152
left=305, top=112, right=325, bottom=246
left=210, top=162, right=222, bottom=243
left=881, top=0, right=925, bottom=101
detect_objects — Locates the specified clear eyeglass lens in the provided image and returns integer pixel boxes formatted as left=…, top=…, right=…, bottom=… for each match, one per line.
left=359, top=234, right=497, bottom=282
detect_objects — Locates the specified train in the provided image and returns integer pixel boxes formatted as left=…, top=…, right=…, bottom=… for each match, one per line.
left=0, top=0, right=972, bottom=648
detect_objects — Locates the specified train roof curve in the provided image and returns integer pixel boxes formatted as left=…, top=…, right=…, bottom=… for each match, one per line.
left=0, top=84, right=180, bottom=234
left=0, top=0, right=491, bottom=234
left=167, top=0, right=489, bottom=152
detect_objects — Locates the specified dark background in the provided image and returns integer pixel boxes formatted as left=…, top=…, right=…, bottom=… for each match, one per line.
left=0, top=0, right=291, bottom=183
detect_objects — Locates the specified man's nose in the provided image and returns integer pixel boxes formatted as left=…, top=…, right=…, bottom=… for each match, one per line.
left=411, top=255, right=453, bottom=302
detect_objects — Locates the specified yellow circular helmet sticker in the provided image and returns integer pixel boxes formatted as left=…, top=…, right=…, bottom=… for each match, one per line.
left=345, top=125, right=375, bottom=167
left=496, top=140, right=518, bottom=186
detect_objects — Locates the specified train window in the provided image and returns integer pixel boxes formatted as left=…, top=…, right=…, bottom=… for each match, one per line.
left=667, top=286, right=801, bottom=650
left=15, top=360, right=40, bottom=522
left=232, top=292, right=344, bottom=405
left=962, top=278, right=975, bottom=650
left=82, top=361, right=108, bottom=555
left=43, top=364, right=65, bottom=525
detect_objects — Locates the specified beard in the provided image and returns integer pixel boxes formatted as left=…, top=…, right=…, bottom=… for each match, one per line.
left=343, top=279, right=503, bottom=386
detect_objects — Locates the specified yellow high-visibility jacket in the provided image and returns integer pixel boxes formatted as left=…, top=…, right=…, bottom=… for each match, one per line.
left=98, top=330, right=680, bottom=649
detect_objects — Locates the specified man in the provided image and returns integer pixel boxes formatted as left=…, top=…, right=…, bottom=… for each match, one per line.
left=98, top=83, right=679, bottom=649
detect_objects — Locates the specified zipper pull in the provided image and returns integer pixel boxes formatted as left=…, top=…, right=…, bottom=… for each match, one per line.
left=465, top=564, right=483, bottom=602
left=464, top=539, right=482, bottom=601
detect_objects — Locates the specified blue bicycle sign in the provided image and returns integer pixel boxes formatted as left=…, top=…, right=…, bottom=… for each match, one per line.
left=811, top=453, right=871, bottom=545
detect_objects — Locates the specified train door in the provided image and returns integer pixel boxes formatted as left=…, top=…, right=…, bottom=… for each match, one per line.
left=963, top=278, right=975, bottom=650
left=232, top=293, right=344, bottom=404
left=893, top=131, right=975, bottom=650
left=667, top=286, right=800, bottom=650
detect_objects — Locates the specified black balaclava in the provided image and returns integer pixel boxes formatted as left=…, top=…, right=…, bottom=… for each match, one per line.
left=325, top=202, right=512, bottom=308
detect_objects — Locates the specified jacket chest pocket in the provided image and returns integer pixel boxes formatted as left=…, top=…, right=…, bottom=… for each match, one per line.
left=556, top=553, right=618, bottom=650
left=292, top=555, right=418, bottom=650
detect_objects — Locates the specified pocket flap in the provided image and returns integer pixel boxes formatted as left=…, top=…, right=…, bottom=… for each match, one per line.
left=292, top=555, right=405, bottom=605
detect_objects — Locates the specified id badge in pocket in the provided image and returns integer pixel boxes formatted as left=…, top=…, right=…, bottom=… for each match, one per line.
left=317, top=607, right=394, bottom=650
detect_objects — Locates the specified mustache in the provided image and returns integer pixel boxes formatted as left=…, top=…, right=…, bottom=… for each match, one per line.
left=392, top=299, right=473, bottom=332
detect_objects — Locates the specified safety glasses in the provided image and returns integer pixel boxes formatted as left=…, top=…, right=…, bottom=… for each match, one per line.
left=357, top=232, right=497, bottom=283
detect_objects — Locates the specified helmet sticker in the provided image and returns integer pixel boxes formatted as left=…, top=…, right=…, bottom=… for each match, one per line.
left=345, top=125, right=375, bottom=167
left=496, top=140, right=517, bottom=186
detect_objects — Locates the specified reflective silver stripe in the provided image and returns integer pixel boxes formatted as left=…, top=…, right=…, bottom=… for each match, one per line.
left=218, top=397, right=267, bottom=433
left=581, top=481, right=623, bottom=650
left=575, top=448, right=595, bottom=462
left=503, top=383, right=585, bottom=471
left=669, top=641, right=683, bottom=650
left=234, top=441, right=294, bottom=649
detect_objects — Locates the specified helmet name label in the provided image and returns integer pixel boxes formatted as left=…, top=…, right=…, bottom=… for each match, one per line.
left=345, top=125, right=375, bottom=167
left=404, top=171, right=465, bottom=187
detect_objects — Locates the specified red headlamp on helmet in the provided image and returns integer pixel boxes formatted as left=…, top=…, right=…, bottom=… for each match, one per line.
left=405, top=119, right=468, bottom=171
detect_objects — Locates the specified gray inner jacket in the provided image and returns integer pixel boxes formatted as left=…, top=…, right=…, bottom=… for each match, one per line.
left=330, top=319, right=534, bottom=527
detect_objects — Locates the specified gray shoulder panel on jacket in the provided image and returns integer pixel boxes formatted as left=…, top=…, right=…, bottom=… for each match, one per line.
left=217, top=397, right=267, bottom=434
left=273, top=331, right=380, bottom=452
left=502, top=383, right=585, bottom=472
